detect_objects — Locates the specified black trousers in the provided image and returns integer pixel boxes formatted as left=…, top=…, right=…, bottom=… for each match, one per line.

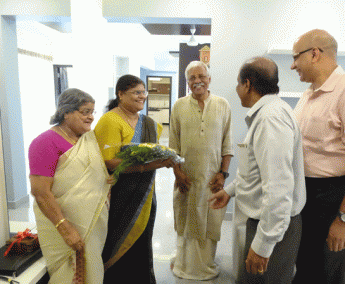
left=293, top=176, right=345, bottom=284
left=241, top=215, right=302, bottom=284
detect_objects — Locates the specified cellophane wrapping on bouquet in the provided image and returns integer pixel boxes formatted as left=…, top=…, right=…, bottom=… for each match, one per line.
left=112, top=143, right=184, bottom=180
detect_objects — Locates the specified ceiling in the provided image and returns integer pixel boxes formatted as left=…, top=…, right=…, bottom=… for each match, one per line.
left=142, top=24, right=211, bottom=36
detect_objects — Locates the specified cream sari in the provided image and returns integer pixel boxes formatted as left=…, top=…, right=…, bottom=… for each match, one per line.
left=33, top=131, right=111, bottom=283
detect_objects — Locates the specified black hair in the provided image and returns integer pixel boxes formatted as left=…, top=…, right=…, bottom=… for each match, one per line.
left=106, top=74, right=145, bottom=111
left=239, top=59, right=279, bottom=95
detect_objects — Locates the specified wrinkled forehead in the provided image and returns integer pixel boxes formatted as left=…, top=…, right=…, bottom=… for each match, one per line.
left=188, top=66, right=208, bottom=76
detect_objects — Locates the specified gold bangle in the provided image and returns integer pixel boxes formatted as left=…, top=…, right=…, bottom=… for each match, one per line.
left=55, top=218, right=66, bottom=229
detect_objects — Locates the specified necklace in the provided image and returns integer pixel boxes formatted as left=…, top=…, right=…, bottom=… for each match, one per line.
left=58, top=126, right=77, bottom=145
left=119, top=106, right=138, bottom=130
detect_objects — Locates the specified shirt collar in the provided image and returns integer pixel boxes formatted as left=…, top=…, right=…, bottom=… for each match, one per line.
left=245, top=94, right=278, bottom=126
left=314, top=65, right=345, bottom=93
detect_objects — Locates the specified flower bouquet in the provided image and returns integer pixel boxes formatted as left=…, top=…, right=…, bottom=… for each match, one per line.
left=112, top=143, right=184, bottom=180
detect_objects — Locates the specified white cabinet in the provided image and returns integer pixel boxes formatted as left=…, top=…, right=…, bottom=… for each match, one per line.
left=148, top=108, right=170, bottom=124
left=147, top=93, right=170, bottom=124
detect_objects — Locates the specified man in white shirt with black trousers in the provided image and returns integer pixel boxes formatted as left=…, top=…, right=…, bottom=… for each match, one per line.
left=209, top=57, right=306, bottom=284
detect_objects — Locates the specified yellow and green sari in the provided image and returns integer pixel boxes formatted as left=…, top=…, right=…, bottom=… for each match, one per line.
left=94, top=112, right=162, bottom=284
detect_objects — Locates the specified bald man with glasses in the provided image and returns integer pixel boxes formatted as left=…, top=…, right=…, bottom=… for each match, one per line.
left=291, top=29, right=345, bottom=284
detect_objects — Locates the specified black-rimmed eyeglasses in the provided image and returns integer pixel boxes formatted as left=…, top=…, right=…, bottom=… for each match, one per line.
left=293, top=47, right=323, bottom=61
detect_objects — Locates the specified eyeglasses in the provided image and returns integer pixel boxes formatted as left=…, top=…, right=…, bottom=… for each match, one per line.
left=292, top=47, right=323, bottom=61
left=188, top=75, right=209, bottom=82
left=127, top=90, right=148, bottom=96
left=78, top=109, right=96, bottom=117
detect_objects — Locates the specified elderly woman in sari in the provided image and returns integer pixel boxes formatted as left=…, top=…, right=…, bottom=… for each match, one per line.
left=94, top=74, right=176, bottom=283
left=29, top=88, right=111, bottom=283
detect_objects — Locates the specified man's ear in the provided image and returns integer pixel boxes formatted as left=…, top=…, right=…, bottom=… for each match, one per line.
left=311, top=47, right=321, bottom=62
left=245, top=79, right=251, bottom=91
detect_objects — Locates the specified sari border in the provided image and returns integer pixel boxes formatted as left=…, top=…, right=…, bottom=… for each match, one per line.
left=103, top=114, right=159, bottom=269
left=104, top=174, right=155, bottom=270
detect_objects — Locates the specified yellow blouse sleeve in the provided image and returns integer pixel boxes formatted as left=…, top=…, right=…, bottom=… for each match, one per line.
left=94, top=112, right=134, bottom=161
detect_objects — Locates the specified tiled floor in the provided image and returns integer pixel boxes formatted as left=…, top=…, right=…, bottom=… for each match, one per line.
left=8, top=128, right=238, bottom=283
left=153, top=165, right=236, bottom=284
left=151, top=134, right=237, bottom=283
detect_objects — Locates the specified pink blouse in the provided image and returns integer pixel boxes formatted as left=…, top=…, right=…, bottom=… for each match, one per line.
left=29, top=130, right=73, bottom=177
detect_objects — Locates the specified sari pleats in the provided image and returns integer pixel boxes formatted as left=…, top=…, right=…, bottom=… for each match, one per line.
left=103, top=171, right=155, bottom=269
left=34, top=131, right=110, bottom=283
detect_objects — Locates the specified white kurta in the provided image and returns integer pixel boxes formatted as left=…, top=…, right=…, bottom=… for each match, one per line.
left=169, top=93, right=233, bottom=279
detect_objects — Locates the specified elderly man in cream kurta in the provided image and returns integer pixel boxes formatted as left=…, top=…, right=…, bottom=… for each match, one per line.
left=169, top=61, right=233, bottom=280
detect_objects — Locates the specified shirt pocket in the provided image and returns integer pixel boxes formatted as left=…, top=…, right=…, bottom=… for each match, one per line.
left=304, top=117, right=331, bottom=142
left=237, top=143, right=250, bottom=177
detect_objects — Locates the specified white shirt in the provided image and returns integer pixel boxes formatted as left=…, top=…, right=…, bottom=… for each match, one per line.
left=225, top=95, right=306, bottom=258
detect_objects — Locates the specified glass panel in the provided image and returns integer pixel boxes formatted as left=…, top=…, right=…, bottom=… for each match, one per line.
left=147, top=76, right=172, bottom=126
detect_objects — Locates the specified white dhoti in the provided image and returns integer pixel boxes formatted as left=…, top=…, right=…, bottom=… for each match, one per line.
left=172, top=236, right=220, bottom=280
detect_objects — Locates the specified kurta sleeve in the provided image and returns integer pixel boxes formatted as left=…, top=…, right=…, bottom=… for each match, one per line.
left=169, top=102, right=181, bottom=155
left=221, top=100, right=234, bottom=157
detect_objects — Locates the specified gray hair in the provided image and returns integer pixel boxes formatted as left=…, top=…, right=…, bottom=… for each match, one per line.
left=50, top=88, right=95, bottom=125
left=185, top=61, right=210, bottom=80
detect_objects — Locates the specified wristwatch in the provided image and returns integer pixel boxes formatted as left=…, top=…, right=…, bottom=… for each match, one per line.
left=338, top=211, right=345, bottom=223
left=219, top=170, right=229, bottom=179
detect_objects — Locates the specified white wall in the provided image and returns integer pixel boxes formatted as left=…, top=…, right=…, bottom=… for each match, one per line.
left=103, top=0, right=345, bottom=183
left=2, top=0, right=345, bottom=233
left=0, top=0, right=71, bottom=16
left=207, top=0, right=345, bottom=181
left=107, top=23, right=156, bottom=77
left=16, top=21, right=60, bottom=198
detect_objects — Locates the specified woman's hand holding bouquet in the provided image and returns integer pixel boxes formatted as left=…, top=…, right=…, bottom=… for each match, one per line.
left=112, top=143, right=184, bottom=181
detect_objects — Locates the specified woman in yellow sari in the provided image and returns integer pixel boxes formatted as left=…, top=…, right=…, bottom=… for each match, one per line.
left=29, top=88, right=111, bottom=283
left=94, top=75, right=175, bottom=283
